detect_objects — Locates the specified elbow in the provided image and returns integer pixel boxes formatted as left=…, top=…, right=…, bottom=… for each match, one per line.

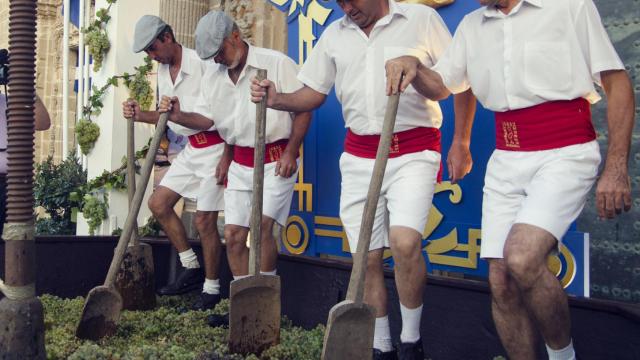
left=429, top=86, right=451, bottom=101
left=434, top=88, right=451, bottom=101
left=35, top=113, right=51, bottom=131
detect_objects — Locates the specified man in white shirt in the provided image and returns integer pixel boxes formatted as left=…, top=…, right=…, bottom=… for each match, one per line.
left=159, top=11, right=311, bottom=288
left=385, top=1, right=635, bottom=359
left=123, top=16, right=229, bottom=310
left=250, top=0, right=475, bottom=358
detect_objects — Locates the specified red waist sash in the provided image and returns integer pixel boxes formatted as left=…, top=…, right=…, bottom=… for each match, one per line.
left=494, top=98, right=595, bottom=151
left=188, top=130, right=224, bottom=149
left=233, top=139, right=291, bottom=168
left=344, top=127, right=442, bottom=181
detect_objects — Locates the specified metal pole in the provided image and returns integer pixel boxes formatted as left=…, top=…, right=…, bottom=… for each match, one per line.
left=0, top=0, right=45, bottom=357
left=62, top=0, right=70, bottom=157
left=82, top=0, right=90, bottom=169
left=76, top=0, right=85, bottom=160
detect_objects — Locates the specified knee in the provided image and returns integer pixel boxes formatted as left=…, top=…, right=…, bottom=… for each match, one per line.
left=260, top=217, right=275, bottom=238
left=224, top=226, right=246, bottom=253
left=366, top=252, right=384, bottom=275
left=194, top=213, right=216, bottom=233
left=504, top=245, right=539, bottom=289
left=488, top=261, right=518, bottom=304
left=148, top=194, right=169, bottom=217
left=390, top=237, right=421, bottom=262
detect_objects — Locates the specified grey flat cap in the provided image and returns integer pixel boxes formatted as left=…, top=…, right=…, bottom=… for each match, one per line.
left=195, top=11, right=234, bottom=60
left=133, top=15, right=167, bottom=53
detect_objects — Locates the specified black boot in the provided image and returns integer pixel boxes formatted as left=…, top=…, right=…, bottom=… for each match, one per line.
left=192, top=293, right=222, bottom=311
left=373, top=348, right=398, bottom=360
left=207, top=312, right=229, bottom=328
left=157, top=267, right=204, bottom=295
left=397, top=338, right=425, bottom=360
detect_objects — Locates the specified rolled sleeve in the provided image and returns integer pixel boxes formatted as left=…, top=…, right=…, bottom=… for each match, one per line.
left=298, top=31, right=336, bottom=95
left=431, top=18, right=471, bottom=95
left=573, top=0, right=624, bottom=85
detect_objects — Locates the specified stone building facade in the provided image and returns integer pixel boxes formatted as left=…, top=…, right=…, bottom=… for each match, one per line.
left=0, top=0, right=287, bottom=164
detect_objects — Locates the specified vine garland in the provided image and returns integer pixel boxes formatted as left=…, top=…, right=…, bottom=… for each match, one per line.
left=83, top=0, right=117, bottom=72
left=75, top=56, right=154, bottom=155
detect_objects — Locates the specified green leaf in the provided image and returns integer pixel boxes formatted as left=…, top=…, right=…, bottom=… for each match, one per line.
left=70, top=207, right=78, bottom=223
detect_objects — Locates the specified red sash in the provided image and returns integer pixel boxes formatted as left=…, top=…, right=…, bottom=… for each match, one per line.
left=233, top=139, right=291, bottom=168
left=494, top=98, right=595, bottom=151
left=188, top=131, right=224, bottom=149
left=344, top=127, right=442, bottom=181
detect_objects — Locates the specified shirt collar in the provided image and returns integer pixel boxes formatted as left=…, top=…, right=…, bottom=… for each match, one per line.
left=178, top=46, right=195, bottom=76
left=483, top=0, right=542, bottom=18
left=339, top=0, right=406, bottom=29
left=245, top=42, right=259, bottom=69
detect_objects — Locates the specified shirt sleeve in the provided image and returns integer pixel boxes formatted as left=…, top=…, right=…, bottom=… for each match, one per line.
left=423, top=9, right=453, bottom=68
left=191, top=69, right=217, bottom=132
left=277, top=55, right=304, bottom=94
left=572, top=0, right=624, bottom=85
left=431, top=17, right=471, bottom=95
left=297, top=27, right=337, bottom=95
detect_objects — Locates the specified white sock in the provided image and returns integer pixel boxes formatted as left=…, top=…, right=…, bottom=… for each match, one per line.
left=400, top=303, right=422, bottom=344
left=546, top=340, right=576, bottom=360
left=260, top=269, right=277, bottom=276
left=373, top=316, right=393, bottom=352
left=233, top=275, right=249, bottom=281
left=202, top=278, right=220, bottom=295
left=178, top=249, right=200, bottom=269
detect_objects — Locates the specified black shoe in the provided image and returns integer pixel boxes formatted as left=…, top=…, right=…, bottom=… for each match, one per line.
left=373, top=348, right=398, bottom=360
left=397, top=339, right=424, bottom=360
left=192, top=293, right=222, bottom=311
left=207, top=312, right=229, bottom=328
left=157, top=267, right=204, bottom=295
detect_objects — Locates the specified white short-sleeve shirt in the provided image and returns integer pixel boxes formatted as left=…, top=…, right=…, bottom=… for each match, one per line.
left=157, top=46, right=212, bottom=136
left=298, top=0, right=452, bottom=135
left=432, top=0, right=624, bottom=112
left=193, top=44, right=303, bottom=147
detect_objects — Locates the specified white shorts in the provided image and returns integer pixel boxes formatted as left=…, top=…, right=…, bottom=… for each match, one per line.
left=224, top=160, right=298, bottom=227
left=159, top=142, right=225, bottom=212
left=481, top=140, right=601, bottom=258
left=339, top=150, right=441, bottom=253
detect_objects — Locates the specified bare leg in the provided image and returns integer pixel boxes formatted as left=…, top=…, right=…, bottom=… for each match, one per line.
left=224, top=224, right=249, bottom=276
left=194, top=211, right=222, bottom=280
left=148, top=186, right=189, bottom=252
left=488, top=258, right=538, bottom=360
left=504, top=223, right=572, bottom=350
left=363, top=249, right=388, bottom=317
left=260, top=216, right=278, bottom=272
left=389, top=226, right=425, bottom=308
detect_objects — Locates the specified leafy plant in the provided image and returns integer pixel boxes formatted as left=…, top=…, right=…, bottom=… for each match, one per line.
left=122, top=56, right=155, bottom=111
left=75, top=119, right=100, bottom=155
left=81, top=194, right=108, bottom=235
left=82, top=0, right=117, bottom=72
left=34, top=154, right=87, bottom=235
left=76, top=57, right=153, bottom=156
left=41, top=295, right=326, bottom=359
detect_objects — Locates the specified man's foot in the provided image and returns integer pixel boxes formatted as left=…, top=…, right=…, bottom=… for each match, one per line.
left=373, top=348, right=398, bottom=360
left=191, top=293, right=222, bottom=311
left=207, top=312, right=229, bottom=328
left=397, top=339, right=424, bottom=360
left=157, top=268, right=204, bottom=295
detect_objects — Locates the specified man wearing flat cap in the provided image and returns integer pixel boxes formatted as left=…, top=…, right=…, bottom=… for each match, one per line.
left=123, top=15, right=230, bottom=310
left=159, top=11, right=311, bottom=283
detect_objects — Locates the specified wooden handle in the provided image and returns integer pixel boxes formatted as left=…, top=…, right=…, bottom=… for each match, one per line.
left=104, top=113, right=170, bottom=286
left=249, top=69, right=267, bottom=276
left=126, top=117, right=139, bottom=246
left=345, top=92, right=401, bottom=304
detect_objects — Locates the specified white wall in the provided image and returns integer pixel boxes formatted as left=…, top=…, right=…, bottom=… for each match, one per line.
left=77, top=0, right=160, bottom=235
